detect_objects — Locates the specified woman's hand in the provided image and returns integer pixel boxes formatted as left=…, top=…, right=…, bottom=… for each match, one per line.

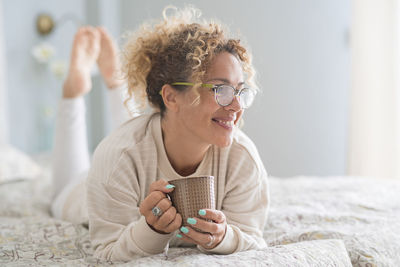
left=177, top=209, right=227, bottom=249
left=139, top=179, right=182, bottom=234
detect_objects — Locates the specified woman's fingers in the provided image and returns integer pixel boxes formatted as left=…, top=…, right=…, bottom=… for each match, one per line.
left=186, top=209, right=225, bottom=234
left=156, top=199, right=173, bottom=226
left=178, top=225, right=215, bottom=246
left=186, top=217, right=220, bottom=234
left=177, top=209, right=227, bottom=249
left=176, top=231, right=197, bottom=244
left=138, top=179, right=179, bottom=233
left=152, top=198, right=173, bottom=220
left=140, top=190, right=181, bottom=233
left=198, top=209, right=225, bottom=223
left=149, top=179, right=175, bottom=194
left=140, top=179, right=175, bottom=215
left=164, top=212, right=182, bottom=233
left=139, top=191, right=165, bottom=217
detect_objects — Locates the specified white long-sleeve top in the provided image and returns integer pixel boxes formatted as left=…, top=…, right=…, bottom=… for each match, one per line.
left=85, top=112, right=269, bottom=262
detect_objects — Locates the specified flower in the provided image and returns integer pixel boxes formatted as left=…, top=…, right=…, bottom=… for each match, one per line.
left=31, top=43, right=55, bottom=63
left=50, top=60, right=67, bottom=80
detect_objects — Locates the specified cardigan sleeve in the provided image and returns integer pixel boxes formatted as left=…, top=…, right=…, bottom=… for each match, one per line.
left=86, top=150, right=173, bottom=262
left=198, top=145, right=269, bottom=254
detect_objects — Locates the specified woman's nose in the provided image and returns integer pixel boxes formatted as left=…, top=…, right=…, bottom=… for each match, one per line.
left=224, top=95, right=242, bottom=112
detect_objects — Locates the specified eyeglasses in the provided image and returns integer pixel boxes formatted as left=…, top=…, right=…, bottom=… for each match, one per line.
left=167, top=82, right=256, bottom=109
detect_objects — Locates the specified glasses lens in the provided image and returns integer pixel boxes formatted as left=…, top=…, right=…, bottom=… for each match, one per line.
left=216, top=85, right=234, bottom=106
left=239, top=89, right=255, bottom=108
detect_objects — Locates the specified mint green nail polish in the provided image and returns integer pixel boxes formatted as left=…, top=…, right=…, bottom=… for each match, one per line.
left=165, top=184, right=175, bottom=189
left=176, top=234, right=182, bottom=238
left=187, top=218, right=197, bottom=225
left=198, top=209, right=206, bottom=216
left=180, top=226, right=189, bottom=234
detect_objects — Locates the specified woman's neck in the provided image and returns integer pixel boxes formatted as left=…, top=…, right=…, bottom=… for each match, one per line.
left=161, top=117, right=210, bottom=177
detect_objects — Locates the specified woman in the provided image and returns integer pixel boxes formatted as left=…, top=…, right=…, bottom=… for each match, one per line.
left=52, top=6, right=269, bottom=262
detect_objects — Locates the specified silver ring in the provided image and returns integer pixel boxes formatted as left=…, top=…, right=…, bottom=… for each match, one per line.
left=205, top=234, right=215, bottom=247
left=151, top=206, right=163, bottom=217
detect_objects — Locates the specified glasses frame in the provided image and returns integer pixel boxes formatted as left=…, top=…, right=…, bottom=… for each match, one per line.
left=167, top=82, right=255, bottom=108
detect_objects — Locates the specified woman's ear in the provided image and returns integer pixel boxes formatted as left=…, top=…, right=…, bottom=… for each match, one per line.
left=160, top=84, right=180, bottom=113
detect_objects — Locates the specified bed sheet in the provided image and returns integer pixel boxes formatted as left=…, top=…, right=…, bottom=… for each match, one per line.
left=1, top=166, right=398, bottom=266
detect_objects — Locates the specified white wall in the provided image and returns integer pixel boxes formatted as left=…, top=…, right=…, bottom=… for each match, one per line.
left=2, top=0, right=86, bottom=153
left=2, top=0, right=121, bottom=153
left=120, top=0, right=351, bottom=177
left=0, top=0, right=8, bottom=144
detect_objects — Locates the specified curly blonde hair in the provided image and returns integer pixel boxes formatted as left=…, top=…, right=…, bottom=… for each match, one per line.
left=122, top=5, right=257, bottom=116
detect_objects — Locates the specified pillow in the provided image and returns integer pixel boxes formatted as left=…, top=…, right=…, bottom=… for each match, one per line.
left=0, top=144, right=42, bottom=184
left=120, top=239, right=352, bottom=266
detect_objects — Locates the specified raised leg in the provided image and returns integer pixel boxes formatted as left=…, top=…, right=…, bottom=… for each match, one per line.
left=97, top=27, right=131, bottom=130
left=52, top=27, right=100, bottom=204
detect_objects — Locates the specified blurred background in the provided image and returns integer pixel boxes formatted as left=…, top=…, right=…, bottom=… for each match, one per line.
left=1, top=0, right=399, bottom=179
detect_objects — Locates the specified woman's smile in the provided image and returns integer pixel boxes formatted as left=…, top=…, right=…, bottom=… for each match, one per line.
left=211, top=117, right=236, bottom=131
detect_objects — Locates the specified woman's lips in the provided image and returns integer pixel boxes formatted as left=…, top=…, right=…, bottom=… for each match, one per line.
left=212, top=118, right=234, bottom=130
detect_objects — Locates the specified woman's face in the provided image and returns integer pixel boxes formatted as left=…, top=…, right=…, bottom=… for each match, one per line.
left=175, top=52, right=245, bottom=148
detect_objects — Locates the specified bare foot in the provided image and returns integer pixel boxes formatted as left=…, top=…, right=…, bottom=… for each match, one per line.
left=63, top=27, right=100, bottom=98
left=97, top=27, right=124, bottom=89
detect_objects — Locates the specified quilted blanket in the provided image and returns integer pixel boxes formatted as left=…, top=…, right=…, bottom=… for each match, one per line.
left=1, top=165, right=399, bottom=266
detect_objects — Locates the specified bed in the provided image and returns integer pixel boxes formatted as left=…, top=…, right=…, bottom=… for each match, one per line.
left=1, top=154, right=399, bottom=266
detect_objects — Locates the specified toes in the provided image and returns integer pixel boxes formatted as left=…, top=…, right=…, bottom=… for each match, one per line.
left=97, top=27, right=112, bottom=41
left=73, top=26, right=100, bottom=53
left=75, top=26, right=99, bottom=41
left=85, top=27, right=100, bottom=42
left=97, top=26, right=106, bottom=35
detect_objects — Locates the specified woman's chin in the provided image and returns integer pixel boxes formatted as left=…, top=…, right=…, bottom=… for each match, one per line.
left=213, top=136, right=233, bottom=148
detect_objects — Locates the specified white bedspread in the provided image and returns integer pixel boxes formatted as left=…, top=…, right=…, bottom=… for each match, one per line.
left=1, top=167, right=398, bottom=266
left=265, top=176, right=400, bottom=266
